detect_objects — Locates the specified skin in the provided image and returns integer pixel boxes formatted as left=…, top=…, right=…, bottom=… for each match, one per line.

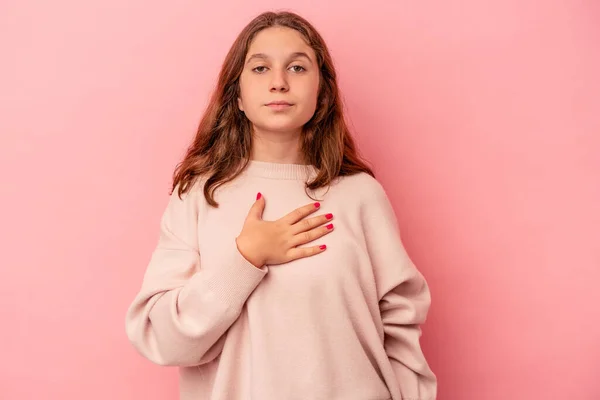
left=234, top=27, right=334, bottom=268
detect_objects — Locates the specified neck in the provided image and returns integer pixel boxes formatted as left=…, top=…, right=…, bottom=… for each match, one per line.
left=250, top=127, right=304, bottom=164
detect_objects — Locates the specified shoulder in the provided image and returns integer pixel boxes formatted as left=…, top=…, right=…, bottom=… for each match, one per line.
left=333, top=172, right=399, bottom=233
left=335, top=172, right=390, bottom=205
left=167, top=178, right=209, bottom=214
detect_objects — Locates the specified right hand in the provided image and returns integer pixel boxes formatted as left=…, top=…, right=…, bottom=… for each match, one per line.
left=235, top=193, right=334, bottom=268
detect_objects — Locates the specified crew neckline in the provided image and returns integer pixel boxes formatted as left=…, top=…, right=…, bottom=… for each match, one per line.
left=243, top=160, right=318, bottom=180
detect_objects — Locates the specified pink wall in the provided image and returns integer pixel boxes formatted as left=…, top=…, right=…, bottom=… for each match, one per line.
left=1, top=0, right=598, bottom=399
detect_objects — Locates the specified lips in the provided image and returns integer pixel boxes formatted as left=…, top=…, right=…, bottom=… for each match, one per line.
left=266, top=101, right=293, bottom=106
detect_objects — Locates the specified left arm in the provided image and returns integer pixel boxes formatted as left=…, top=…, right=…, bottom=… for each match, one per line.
left=362, top=181, right=437, bottom=400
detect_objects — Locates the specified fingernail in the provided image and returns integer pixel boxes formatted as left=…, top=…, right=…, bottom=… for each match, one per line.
left=319, top=245, right=327, bottom=250
left=325, top=213, right=333, bottom=220
left=314, top=202, right=320, bottom=208
left=256, top=192, right=262, bottom=200
left=326, top=224, right=333, bottom=230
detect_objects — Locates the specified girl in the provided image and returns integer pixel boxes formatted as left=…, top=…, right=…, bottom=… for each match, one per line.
left=125, top=11, right=437, bottom=400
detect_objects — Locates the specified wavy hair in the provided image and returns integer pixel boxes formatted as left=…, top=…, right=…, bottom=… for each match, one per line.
left=172, top=11, right=374, bottom=206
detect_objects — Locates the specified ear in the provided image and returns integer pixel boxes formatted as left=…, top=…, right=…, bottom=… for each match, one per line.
left=237, top=97, right=244, bottom=112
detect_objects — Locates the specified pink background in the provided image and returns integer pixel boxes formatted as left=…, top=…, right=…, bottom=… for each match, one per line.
left=1, top=0, right=599, bottom=399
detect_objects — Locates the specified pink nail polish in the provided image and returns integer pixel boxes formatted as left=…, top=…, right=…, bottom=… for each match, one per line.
left=326, top=224, right=333, bottom=230
left=314, top=202, right=320, bottom=208
left=319, top=245, right=327, bottom=250
left=256, top=192, right=262, bottom=200
left=325, top=213, right=333, bottom=219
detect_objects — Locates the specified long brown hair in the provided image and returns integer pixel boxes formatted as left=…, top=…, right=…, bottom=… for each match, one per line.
left=172, top=11, right=374, bottom=207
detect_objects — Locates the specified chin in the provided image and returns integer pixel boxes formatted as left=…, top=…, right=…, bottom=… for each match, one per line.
left=254, top=121, right=306, bottom=134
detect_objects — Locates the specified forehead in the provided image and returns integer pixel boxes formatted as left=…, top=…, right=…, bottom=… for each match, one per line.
left=246, top=27, right=315, bottom=59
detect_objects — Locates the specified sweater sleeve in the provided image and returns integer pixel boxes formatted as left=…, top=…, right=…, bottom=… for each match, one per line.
left=362, top=181, right=437, bottom=400
left=125, top=184, right=267, bottom=367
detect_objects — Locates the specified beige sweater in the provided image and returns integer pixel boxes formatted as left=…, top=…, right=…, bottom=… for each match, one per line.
left=125, top=160, right=437, bottom=400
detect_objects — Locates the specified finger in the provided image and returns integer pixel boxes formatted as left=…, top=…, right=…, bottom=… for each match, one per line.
left=290, top=212, right=334, bottom=235
left=247, top=192, right=266, bottom=220
left=280, top=202, right=321, bottom=225
left=289, top=223, right=334, bottom=247
left=287, top=244, right=327, bottom=261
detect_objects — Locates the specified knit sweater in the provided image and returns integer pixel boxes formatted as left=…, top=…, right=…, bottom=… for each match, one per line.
left=125, top=160, right=437, bottom=400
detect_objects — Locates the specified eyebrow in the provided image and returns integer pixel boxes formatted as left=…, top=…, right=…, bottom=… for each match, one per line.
left=245, top=52, right=314, bottom=65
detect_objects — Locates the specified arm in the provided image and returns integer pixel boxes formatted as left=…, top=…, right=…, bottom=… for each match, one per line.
left=125, top=184, right=267, bottom=367
left=362, top=182, right=437, bottom=400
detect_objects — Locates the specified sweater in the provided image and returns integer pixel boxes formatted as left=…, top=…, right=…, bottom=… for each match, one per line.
left=125, top=160, right=437, bottom=400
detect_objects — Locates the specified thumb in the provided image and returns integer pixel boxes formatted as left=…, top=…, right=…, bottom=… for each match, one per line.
left=247, top=192, right=265, bottom=220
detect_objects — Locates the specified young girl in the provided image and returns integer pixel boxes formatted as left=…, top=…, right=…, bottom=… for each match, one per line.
left=125, top=11, right=437, bottom=400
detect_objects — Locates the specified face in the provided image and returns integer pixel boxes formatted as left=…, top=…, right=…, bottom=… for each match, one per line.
left=238, top=27, right=320, bottom=136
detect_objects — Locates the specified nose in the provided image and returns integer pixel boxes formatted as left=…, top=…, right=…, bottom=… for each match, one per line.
left=269, top=69, right=289, bottom=92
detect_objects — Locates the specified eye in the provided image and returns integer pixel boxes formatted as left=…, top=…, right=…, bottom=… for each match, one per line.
left=252, top=66, right=268, bottom=73
left=289, top=65, right=306, bottom=73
